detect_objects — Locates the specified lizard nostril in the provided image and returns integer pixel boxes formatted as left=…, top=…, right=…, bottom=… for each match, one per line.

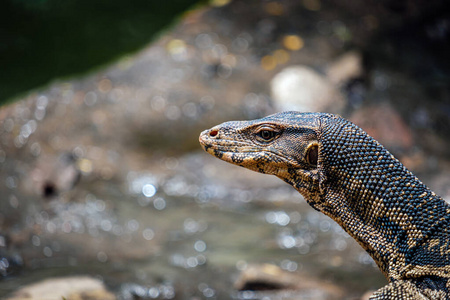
left=209, top=129, right=218, bottom=137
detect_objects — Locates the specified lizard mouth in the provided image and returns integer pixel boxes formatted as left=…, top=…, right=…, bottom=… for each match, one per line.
left=199, top=129, right=299, bottom=168
left=199, top=129, right=256, bottom=157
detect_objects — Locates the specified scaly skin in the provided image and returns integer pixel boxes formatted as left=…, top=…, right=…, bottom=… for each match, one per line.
left=199, top=111, right=450, bottom=299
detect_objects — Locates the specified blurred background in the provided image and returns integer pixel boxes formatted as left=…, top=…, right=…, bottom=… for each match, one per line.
left=1, top=0, right=449, bottom=299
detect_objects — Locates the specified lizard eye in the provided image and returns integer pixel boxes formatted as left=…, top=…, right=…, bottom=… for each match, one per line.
left=256, top=129, right=276, bottom=142
left=306, top=143, right=318, bottom=167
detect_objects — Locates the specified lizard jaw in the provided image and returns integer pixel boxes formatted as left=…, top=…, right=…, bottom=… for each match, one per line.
left=199, top=128, right=303, bottom=176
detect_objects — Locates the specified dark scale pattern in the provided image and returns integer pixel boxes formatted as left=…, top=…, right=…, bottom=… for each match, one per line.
left=199, top=112, right=450, bottom=299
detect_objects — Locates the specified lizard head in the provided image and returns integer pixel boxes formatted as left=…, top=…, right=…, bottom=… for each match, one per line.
left=199, top=111, right=330, bottom=202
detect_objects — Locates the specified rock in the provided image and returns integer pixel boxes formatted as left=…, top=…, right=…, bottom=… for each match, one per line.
left=234, top=264, right=344, bottom=299
left=326, top=51, right=367, bottom=108
left=234, top=263, right=297, bottom=291
left=271, top=65, right=346, bottom=114
left=6, top=276, right=116, bottom=300
left=326, top=51, right=364, bottom=86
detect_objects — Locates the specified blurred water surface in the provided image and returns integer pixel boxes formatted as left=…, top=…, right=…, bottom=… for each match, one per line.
left=1, top=0, right=449, bottom=299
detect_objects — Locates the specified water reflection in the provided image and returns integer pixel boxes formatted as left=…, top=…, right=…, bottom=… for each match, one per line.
left=120, top=282, right=176, bottom=300
left=265, top=211, right=291, bottom=226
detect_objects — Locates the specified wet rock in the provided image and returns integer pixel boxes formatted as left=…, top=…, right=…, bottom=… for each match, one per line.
left=270, top=66, right=345, bottom=114
left=6, top=276, right=115, bottom=300
left=234, top=264, right=344, bottom=300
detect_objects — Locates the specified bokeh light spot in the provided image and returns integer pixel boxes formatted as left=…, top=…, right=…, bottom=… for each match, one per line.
left=166, top=39, right=187, bottom=55
left=78, top=159, right=93, bottom=174
left=303, top=0, right=321, bottom=11
left=261, top=55, right=276, bottom=70
left=265, top=2, right=284, bottom=16
left=194, top=240, right=207, bottom=252
left=142, top=184, right=157, bottom=198
left=98, top=78, right=112, bottom=93
left=210, top=0, right=231, bottom=7
left=273, top=49, right=290, bottom=64
left=283, top=35, right=304, bottom=51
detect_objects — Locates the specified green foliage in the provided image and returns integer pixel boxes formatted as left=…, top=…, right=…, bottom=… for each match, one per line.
left=0, top=0, right=204, bottom=105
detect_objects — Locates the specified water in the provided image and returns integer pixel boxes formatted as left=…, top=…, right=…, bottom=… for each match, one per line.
left=0, top=150, right=384, bottom=299
left=1, top=0, right=449, bottom=299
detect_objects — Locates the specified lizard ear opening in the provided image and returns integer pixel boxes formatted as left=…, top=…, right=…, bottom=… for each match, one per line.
left=306, top=142, right=318, bottom=167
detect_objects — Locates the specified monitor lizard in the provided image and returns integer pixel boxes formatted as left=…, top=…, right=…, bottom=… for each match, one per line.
left=199, top=111, right=450, bottom=299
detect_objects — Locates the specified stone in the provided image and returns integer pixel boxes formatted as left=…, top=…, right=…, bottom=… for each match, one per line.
left=326, top=51, right=364, bottom=85
left=271, top=65, right=345, bottom=114
left=6, top=276, right=116, bottom=300
left=234, top=263, right=344, bottom=299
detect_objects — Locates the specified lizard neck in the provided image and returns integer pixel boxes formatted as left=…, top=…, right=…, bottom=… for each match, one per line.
left=303, top=117, right=450, bottom=280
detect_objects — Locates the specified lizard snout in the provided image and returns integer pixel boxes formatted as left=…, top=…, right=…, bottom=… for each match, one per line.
left=199, top=127, right=220, bottom=148
left=200, top=127, right=221, bottom=141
